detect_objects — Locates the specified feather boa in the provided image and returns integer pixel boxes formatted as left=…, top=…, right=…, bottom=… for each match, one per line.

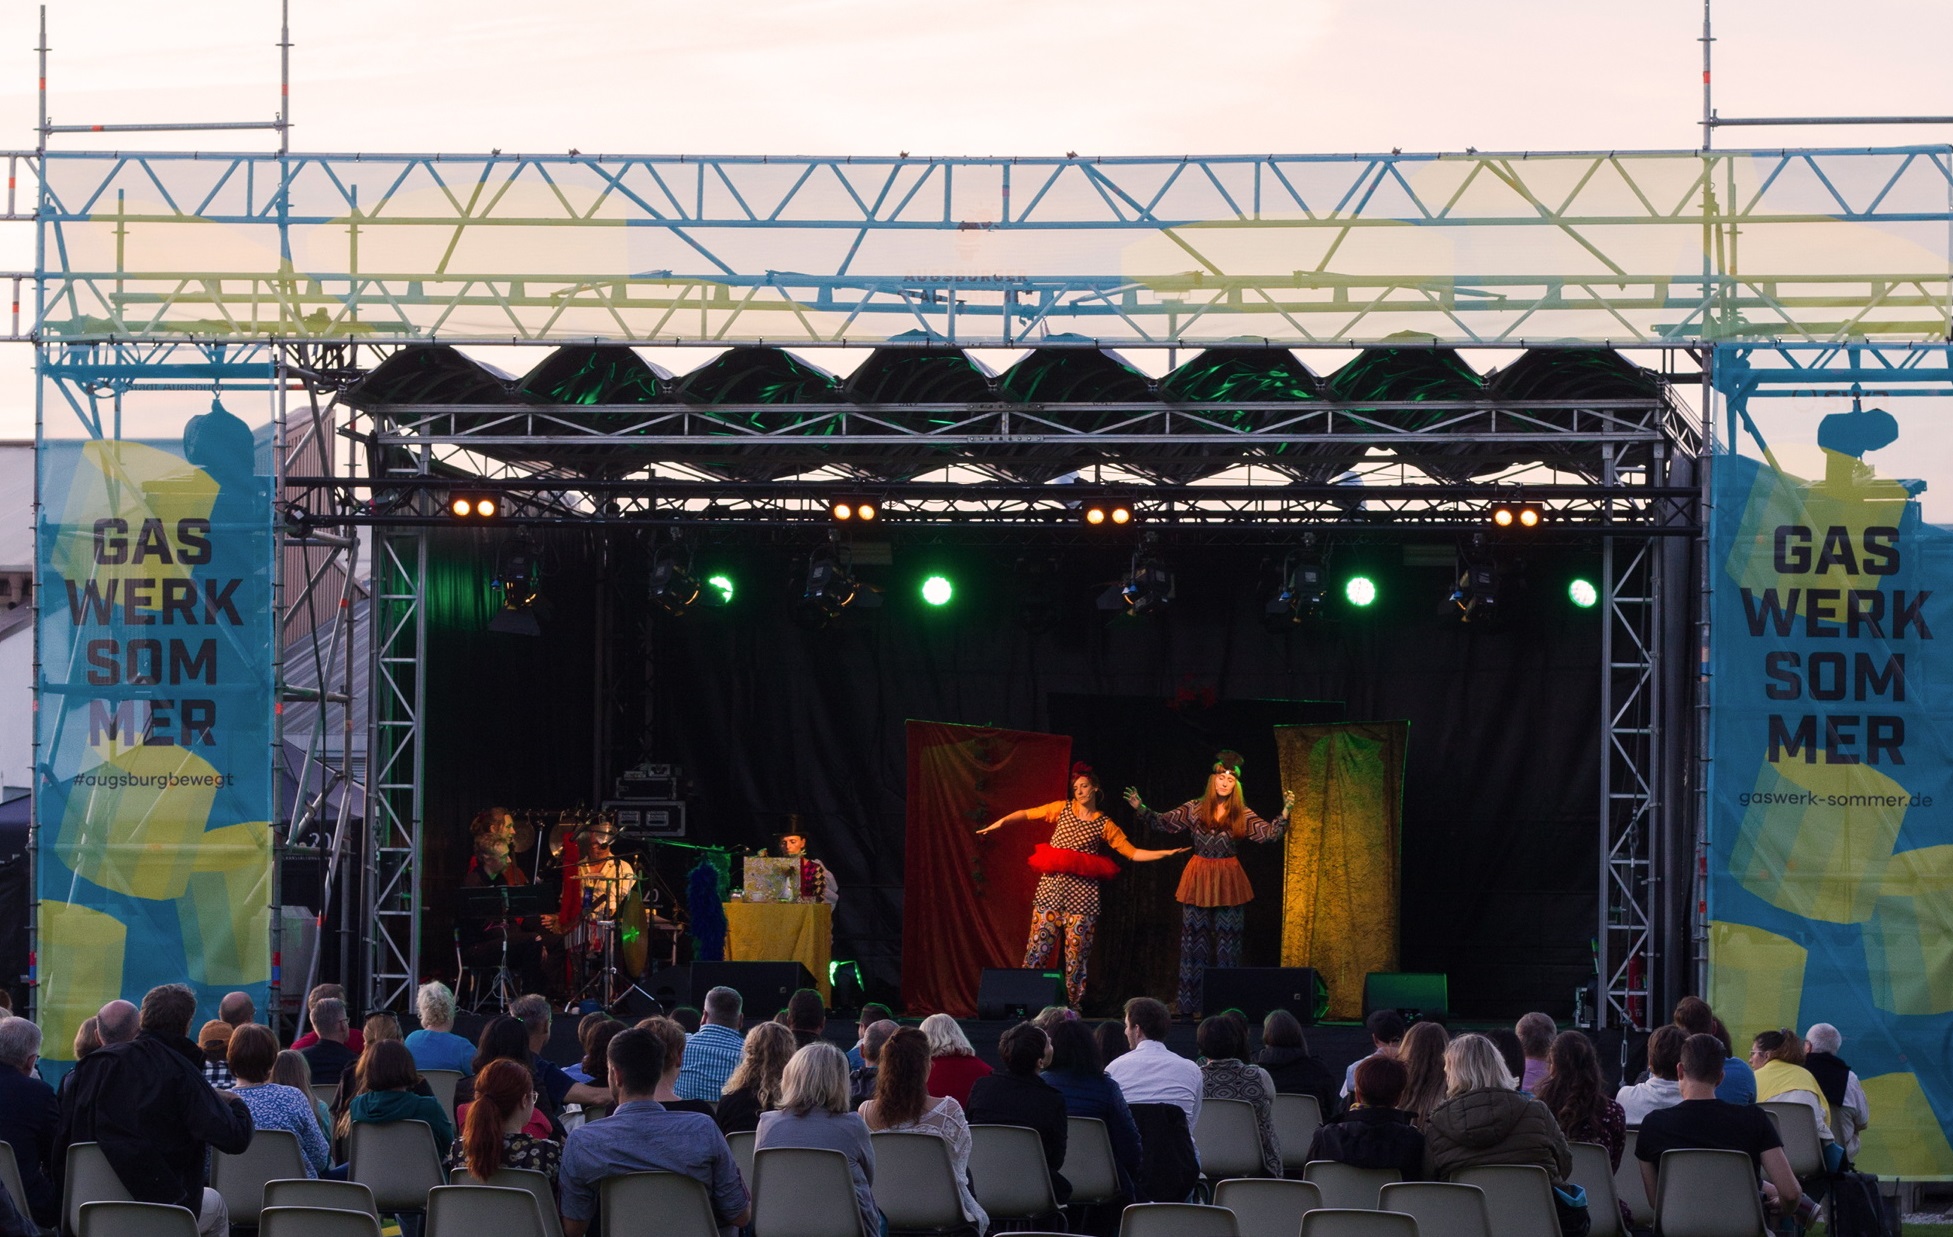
left=1028, top=843, right=1120, bottom=881
left=689, top=861, right=728, bottom=961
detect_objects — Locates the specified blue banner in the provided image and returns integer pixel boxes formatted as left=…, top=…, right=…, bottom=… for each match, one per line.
left=34, top=400, right=276, bottom=1071
left=1708, top=426, right=1953, bottom=1175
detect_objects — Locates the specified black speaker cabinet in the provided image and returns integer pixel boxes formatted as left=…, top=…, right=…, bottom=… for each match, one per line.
left=1362, top=972, right=1450, bottom=1019
left=689, top=961, right=821, bottom=1021
left=1203, top=967, right=1324, bottom=1023
left=976, top=968, right=1066, bottom=1020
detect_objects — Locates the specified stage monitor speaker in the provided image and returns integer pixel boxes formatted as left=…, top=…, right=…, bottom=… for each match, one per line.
left=690, top=961, right=820, bottom=1021
left=977, top=969, right=1065, bottom=1020
left=1363, top=972, right=1449, bottom=1020
left=1203, top=967, right=1324, bottom=1024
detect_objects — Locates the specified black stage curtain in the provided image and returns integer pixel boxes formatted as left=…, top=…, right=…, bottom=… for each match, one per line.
left=420, top=536, right=1601, bottom=1019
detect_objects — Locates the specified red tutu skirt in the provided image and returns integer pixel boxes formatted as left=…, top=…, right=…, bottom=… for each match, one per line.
left=1028, top=843, right=1120, bottom=881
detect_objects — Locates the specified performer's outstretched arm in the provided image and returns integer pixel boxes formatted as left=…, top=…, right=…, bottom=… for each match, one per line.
left=976, top=807, right=1041, bottom=835
left=1102, top=821, right=1188, bottom=863
left=1243, top=789, right=1299, bottom=842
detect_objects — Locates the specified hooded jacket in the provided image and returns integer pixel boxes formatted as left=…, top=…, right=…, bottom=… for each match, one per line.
left=55, top=1033, right=255, bottom=1208
left=1423, top=1086, right=1572, bottom=1183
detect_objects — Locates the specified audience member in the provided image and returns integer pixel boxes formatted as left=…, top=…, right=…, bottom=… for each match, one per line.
left=1672, top=997, right=1755, bottom=1103
left=1253, top=1009, right=1339, bottom=1118
left=1617, top=1025, right=1687, bottom=1124
left=851, top=1019, right=898, bottom=1109
left=564, top=1015, right=623, bottom=1085
left=1636, top=1034, right=1800, bottom=1218
left=0, top=1015, right=60, bottom=1230
left=786, top=988, right=826, bottom=1049
left=198, top=1019, right=236, bottom=1089
left=346, top=1038, right=453, bottom=1154
left=558, top=1026, right=749, bottom=1237
left=678, top=986, right=747, bottom=1102
left=65, top=1015, right=103, bottom=1099
left=716, top=1021, right=796, bottom=1135
left=331, top=1012, right=432, bottom=1134
left=846, top=1002, right=895, bottom=1071
left=1749, top=1029, right=1835, bottom=1146
left=1306, top=1054, right=1425, bottom=1180
left=97, top=999, right=140, bottom=1046
left=300, top=997, right=358, bottom=1084
left=1340, top=1009, right=1407, bottom=1101
left=291, top=984, right=365, bottom=1053
left=228, top=1023, right=331, bottom=1179
left=1094, top=1020, right=1129, bottom=1069
left=1423, top=1033, right=1572, bottom=1185
left=460, top=1016, right=554, bottom=1139
left=1536, top=1031, right=1627, bottom=1170
left=1398, top=1020, right=1450, bottom=1128
left=1487, top=1028, right=1529, bottom=1091
left=217, top=991, right=255, bottom=1028
left=1516, top=1013, right=1556, bottom=1092
left=1033, top=1005, right=1075, bottom=1039
left=1195, top=1015, right=1280, bottom=1178
left=273, top=1048, right=333, bottom=1144
left=404, top=981, right=477, bottom=1074
left=56, top=983, right=254, bottom=1237
left=921, top=1012, right=993, bottom=1108
left=672, top=1006, right=703, bottom=1035
left=861, top=1027, right=987, bottom=1235
left=1041, top=1017, right=1144, bottom=1199
left=510, top=993, right=612, bottom=1115
left=1105, top=997, right=1202, bottom=1125
left=758, top=1043, right=882, bottom=1237
left=1804, top=1023, right=1870, bottom=1162
left=452, top=1057, right=562, bottom=1188
left=968, top=1023, right=1071, bottom=1204
left=638, top=1017, right=716, bottom=1116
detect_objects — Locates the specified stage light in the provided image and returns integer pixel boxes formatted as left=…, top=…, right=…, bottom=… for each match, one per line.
left=1264, top=553, right=1328, bottom=631
left=1345, top=575, right=1377, bottom=607
left=1083, top=500, right=1132, bottom=527
left=1110, top=505, right=1132, bottom=525
left=1569, top=578, right=1599, bottom=608
left=796, top=546, right=870, bottom=629
left=1109, top=543, right=1174, bottom=617
left=1449, top=560, right=1501, bottom=623
left=451, top=497, right=473, bottom=518
left=1491, top=506, right=1515, bottom=528
left=921, top=575, right=954, bottom=607
left=488, top=532, right=546, bottom=635
left=832, top=502, right=854, bottom=521
left=831, top=497, right=880, bottom=523
left=1517, top=504, right=1541, bottom=528
left=1085, top=507, right=1107, bottom=526
left=706, top=574, right=736, bottom=605
left=858, top=502, right=878, bottom=522
left=449, top=494, right=501, bottom=519
left=477, top=497, right=498, bottom=518
left=649, top=551, right=701, bottom=618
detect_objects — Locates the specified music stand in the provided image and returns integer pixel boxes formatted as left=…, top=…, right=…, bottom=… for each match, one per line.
left=456, top=884, right=549, bottom=1011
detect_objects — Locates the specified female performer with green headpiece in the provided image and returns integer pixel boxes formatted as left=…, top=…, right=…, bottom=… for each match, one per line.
left=1126, top=750, right=1293, bottom=1016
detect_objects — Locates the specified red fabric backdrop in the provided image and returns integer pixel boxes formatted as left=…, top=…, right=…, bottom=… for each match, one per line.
left=902, top=721, right=1072, bottom=1016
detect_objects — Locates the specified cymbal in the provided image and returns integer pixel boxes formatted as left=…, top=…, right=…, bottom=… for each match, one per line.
left=511, top=820, right=536, bottom=854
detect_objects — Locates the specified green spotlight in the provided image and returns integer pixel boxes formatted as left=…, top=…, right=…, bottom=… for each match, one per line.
left=1345, top=575, right=1377, bottom=607
left=1569, top=578, right=1599, bottom=609
left=705, top=573, right=735, bottom=605
left=921, top=575, right=954, bottom=607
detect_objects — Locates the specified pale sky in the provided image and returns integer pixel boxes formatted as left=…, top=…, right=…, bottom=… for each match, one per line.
left=1, top=0, right=1950, bottom=437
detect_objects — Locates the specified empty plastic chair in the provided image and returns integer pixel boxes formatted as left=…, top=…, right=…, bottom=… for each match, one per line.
left=752, top=1147, right=866, bottom=1237
left=727, top=1130, right=758, bottom=1190
left=1378, top=1181, right=1491, bottom=1237
left=449, top=1166, right=563, bottom=1237
left=211, top=1127, right=310, bottom=1225
left=64, top=1142, right=133, bottom=1237
left=1298, top=1208, right=1418, bottom=1237
left=0, top=1142, right=30, bottom=1222
left=968, top=1124, right=1061, bottom=1228
left=420, top=1070, right=463, bottom=1118
left=259, top=1205, right=386, bottom=1237
left=869, top=1132, right=972, bottom=1233
left=1273, top=1095, right=1324, bottom=1176
left=347, top=1119, right=445, bottom=1216
left=262, top=1179, right=381, bottom=1221
left=311, top=1084, right=339, bottom=1109
left=1302, top=1161, right=1401, bottom=1210
left=1119, top=1201, right=1240, bottom=1237
left=1066, top=1117, right=1125, bottom=1207
left=1567, top=1142, right=1623, bottom=1237
left=1195, top=1099, right=1272, bottom=1180
left=77, top=1200, right=198, bottom=1237
left=1652, top=1149, right=1768, bottom=1237
left=425, top=1184, right=547, bottom=1237
left=600, top=1171, right=721, bottom=1237
left=1213, top=1177, right=1322, bottom=1237
left=1758, top=1102, right=1825, bottom=1178
left=1450, top=1164, right=1558, bottom=1237
left=1614, top=1129, right=1652, bottom=1230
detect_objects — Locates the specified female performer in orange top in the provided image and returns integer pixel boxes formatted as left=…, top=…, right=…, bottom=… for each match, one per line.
left=977, top=763, right=1187, bottom=1009
left=1126, top=750, right=1293, bottom=1016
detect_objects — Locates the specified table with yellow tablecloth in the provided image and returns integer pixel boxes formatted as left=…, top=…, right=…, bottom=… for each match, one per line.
left=723, top=901, right=831, bottom=1001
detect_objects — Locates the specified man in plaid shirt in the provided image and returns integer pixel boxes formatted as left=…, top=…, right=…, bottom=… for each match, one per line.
left=199, top=991, right=255, bottom=1089
left=674, top=986, right=746, bottom=1102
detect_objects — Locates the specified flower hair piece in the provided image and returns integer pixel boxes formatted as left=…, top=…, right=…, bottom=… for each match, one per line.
left=1213, top=750, right=1245, bottom=777
left=1070, top=761, right=1095, bottom=780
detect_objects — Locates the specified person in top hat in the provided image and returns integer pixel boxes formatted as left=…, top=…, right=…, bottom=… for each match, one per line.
left=1127, top=750, right=1293, bottom=1017
left=780, top=819, right=839, bottom=908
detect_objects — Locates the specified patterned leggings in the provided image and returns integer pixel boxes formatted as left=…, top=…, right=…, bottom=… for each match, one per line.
left=1024, top=908, right=1098, bottom=1008
left=1178, top=904, right=1245, bottom=1015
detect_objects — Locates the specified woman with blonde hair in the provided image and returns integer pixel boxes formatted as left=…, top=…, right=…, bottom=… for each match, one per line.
left=757, top=1043, right=880, bottom=1237
left=1398, top=1021, right=1450, bottom=1128
left=1424, top=1033, right=1572, bottom=1187
left=273, top=1048, right=333, bottom=1142
left=1750, top=1028, right=1836, bottom=1147
left=716, top=1021, right=796, bottom=1135
left=920, top=1012, right=992, bottom=1107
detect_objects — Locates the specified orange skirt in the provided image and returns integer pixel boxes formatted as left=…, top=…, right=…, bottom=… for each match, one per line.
left=1175, top=855, right=1254, bottom=908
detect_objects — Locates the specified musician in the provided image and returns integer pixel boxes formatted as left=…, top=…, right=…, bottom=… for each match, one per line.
left=560, top=817, right=639, bottom=923
left=460, top=808, right=548, bottom=994
left=781, top=825, right=839, bottom=908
